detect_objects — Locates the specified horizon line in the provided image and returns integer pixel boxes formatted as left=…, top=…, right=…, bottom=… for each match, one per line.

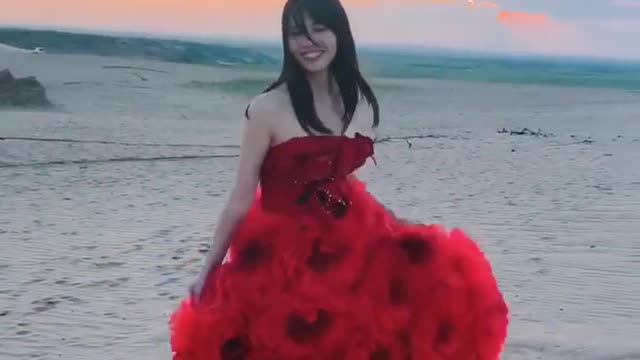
left=2, top=23, right=640, bottom=63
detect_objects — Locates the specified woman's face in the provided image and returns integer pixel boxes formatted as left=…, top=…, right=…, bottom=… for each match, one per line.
left=287, top=13, right=337, bottom=74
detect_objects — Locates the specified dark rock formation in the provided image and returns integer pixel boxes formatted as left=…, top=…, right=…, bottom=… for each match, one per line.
left=498, top=128, right=553, bottom=137
left=0, top=69, right=52, bottom=108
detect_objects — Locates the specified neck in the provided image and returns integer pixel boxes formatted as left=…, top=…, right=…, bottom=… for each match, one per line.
left=306, top=69, right=333, bottom=100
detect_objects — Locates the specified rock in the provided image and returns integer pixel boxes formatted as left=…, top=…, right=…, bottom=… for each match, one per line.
left=498, top=127, right=553, bottom=137
left=0, top=69, right=52, bottom=108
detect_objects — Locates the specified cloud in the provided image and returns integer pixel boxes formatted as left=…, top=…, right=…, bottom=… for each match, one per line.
left=497, top=10, right=550, bottom=27
left=486, top=10, right=597, bottom=56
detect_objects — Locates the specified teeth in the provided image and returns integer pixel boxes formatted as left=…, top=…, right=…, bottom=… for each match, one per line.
left=302, top=51, right=323, bottom=59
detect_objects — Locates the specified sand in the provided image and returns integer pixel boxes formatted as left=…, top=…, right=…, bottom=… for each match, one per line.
left=0, top=42, right=32, bottom=53
left=1, top=51, right=639, bottom=360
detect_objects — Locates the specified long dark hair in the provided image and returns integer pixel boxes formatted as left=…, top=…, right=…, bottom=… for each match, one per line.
left=259, top=0, right=380, bottom=135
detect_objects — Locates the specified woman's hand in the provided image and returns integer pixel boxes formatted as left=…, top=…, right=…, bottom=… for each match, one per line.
left=188, top=269, right=208, bottom=304
left=188, top=252, right=223, bottom=304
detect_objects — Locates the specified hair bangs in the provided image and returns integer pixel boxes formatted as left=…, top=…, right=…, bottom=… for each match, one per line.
left=286, top=0, right=336, bottom=45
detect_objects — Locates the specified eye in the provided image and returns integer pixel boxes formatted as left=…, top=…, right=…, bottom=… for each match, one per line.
left=312, top=25, right=328, bottom=32
left=289, top=27, right=304, bottom=36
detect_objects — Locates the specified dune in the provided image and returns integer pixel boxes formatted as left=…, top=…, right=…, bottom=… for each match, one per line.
left=0, top=42, right=31, bottom=53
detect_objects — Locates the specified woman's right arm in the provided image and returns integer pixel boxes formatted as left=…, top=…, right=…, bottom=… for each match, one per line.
left=196, top=96, right=274, bottom=278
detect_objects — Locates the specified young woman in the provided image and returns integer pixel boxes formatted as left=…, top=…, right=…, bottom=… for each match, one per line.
left=169, top=0, right=509, bottom=359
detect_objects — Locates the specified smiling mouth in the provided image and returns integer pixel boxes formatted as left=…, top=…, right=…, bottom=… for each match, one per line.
left=300, top=50, right=325, bottom=60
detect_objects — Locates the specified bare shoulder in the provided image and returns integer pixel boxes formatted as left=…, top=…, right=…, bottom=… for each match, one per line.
left=245, top=86, right=290, bottom=121
left=347, top=98, right=377, bottom=139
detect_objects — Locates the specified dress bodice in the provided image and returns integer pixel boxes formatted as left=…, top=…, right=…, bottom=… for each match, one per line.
left=259, top=133, right=374, bottom=216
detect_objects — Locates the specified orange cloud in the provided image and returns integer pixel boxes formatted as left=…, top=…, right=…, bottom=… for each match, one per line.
left=497, top=10, right=551, bottom=28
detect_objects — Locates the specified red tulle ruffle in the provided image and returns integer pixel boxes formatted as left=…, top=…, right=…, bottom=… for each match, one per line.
left=169, top=179, right=508, bottom=360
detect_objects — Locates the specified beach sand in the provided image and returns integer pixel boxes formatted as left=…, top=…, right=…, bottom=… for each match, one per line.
left=1, top=51, right=639, bottom=360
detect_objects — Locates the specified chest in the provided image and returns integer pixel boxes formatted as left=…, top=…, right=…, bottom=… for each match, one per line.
left=272, top=100, right=372, bottom=145
left=314, top=100, right=345, bottom=134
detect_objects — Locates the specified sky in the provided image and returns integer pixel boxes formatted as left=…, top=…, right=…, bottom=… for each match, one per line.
left=2, top=0, right=640, bottom=58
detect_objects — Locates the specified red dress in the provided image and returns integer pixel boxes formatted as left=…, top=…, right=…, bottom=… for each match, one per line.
left=169, top=134, right=509, bottom=360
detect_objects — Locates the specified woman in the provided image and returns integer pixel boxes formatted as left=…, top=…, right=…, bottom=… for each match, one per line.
left=169, top=0, right=509, bottom=359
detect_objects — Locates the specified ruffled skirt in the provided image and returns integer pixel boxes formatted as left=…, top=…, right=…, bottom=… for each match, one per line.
left=169, top=179, right=508, bottom=359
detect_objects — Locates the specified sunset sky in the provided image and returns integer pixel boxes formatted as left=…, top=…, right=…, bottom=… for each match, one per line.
left=2, top=0, right=640, bottom=58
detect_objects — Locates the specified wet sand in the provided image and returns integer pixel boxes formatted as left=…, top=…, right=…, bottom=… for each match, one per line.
left=1, top=52, right=640, bottom=360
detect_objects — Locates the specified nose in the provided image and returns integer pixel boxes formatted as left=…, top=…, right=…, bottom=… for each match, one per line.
left=298, top=33, right=316, bottom=46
